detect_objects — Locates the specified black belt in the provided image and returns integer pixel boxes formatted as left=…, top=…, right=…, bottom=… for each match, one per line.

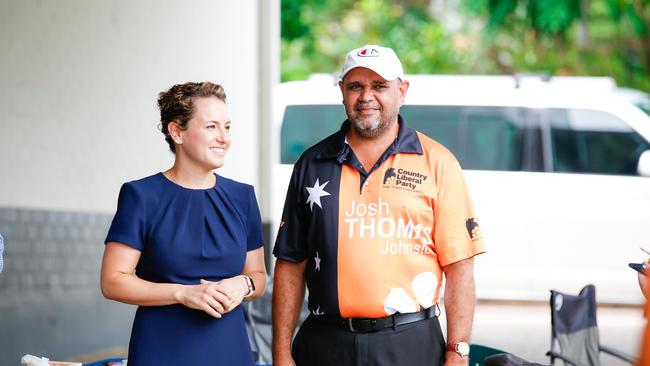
left=315, top=304, right=440, bottom=333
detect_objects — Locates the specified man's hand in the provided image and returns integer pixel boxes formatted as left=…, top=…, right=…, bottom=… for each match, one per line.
left=444, top=351, right=469, bottom=366
left=272, top=353, right=296, bottom=366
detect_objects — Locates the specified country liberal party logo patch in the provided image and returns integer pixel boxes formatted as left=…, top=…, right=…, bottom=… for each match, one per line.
left=465, top=217, right=482, bottom=241
left=382, top=167, right=427, bottom=192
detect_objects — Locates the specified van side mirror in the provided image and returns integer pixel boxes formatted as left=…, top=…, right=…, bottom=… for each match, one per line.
left=638, top=150, right=650, bottom=177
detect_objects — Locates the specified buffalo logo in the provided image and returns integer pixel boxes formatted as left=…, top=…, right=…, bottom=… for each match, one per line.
left=465, top=218, right=481, bottom=239
left=383, top=168, right=397, bottom=184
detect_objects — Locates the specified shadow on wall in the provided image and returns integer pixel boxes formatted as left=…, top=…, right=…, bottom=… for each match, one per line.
left=0, top=208, right=134, bottom=365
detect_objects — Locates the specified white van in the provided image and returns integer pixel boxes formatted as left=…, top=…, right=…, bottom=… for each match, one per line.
left=271, top=74, right=650, bottom=304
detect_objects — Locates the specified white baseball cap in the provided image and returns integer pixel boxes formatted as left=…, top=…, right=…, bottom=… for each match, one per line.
left=340, top=45, right=405, bottom=81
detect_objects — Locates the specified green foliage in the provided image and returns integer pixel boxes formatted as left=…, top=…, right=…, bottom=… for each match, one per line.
left=281, top=0, right=650, bottom=92
left=528, top=0, right=581, bottom=36
left=624, top=5, right=648, bottom=35
left=460, top=0, right=650, bottom=91
left=280, top=0, right=477, bottom=81
left=485, top=0, right=517, bottom=32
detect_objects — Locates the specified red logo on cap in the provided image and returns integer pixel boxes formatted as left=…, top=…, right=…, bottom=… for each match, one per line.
left=358, top=47, right=379, bottom=57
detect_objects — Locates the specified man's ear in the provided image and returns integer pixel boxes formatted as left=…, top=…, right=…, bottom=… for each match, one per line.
left=398, top=80, right=410, bottom=105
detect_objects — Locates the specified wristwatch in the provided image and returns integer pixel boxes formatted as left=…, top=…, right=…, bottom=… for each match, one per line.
left=447, top=342, right=470, bottom=357
left=242, top=275, right=256, bottom=297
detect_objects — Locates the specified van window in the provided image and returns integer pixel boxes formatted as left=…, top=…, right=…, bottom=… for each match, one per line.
left=398, top=106, right=460, bottom=153
left=402, top=106, right=525, bottom=171
left=280, top=105, right=345, bottom=164
left=549, top=109, right=650, bottom=175
left=280, top=104, right=526, bottom=171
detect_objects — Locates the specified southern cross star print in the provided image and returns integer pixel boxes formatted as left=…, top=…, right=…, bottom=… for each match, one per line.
left=305, top=178, right=330, bottom=211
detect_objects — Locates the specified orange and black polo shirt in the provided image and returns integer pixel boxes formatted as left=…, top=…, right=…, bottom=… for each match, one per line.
left=273, top=116, right=485, bottom=319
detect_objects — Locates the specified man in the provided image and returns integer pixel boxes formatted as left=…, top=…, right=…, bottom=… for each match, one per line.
left=272, top=45, right=485, bottom=366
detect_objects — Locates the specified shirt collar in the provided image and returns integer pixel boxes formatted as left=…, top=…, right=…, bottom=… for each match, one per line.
left=315, top=114, right=423, bottom=162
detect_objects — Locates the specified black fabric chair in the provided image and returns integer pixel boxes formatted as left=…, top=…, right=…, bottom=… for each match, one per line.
left=546, top=284, right=636, bottom=366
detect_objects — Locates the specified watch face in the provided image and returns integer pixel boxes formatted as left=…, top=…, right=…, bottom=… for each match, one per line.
left=457, top=342, right=470, bottom=356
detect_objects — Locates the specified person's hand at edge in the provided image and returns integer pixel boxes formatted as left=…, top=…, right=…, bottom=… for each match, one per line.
left=639, top=258, right=650, bottom=299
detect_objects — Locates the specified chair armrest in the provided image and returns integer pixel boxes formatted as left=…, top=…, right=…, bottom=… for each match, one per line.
left=599, top=345, right=636, bottom=364
left=546, top=350, right=584, bottom=366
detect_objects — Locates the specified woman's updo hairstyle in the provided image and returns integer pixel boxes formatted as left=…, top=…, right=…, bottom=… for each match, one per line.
left=157, top=82, right=227, bottom=153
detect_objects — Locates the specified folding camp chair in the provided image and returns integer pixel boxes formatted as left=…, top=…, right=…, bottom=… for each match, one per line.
left=243, top=276, right=309, bottom=366
left=485, top=353, right=550, bottom=366
left=546, top=284, right=636, bottom=366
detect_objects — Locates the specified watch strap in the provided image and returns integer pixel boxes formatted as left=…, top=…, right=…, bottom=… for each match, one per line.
left=447, top=342, right=470, bottom=357
left=242, top=275, right=255, bottom=297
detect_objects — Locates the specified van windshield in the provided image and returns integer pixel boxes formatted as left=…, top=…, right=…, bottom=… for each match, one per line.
left=280, top=104, right=525, bottom=171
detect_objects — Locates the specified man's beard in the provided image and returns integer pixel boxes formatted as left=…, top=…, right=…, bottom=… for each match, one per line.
left=350, top=104, right=396, bottom=138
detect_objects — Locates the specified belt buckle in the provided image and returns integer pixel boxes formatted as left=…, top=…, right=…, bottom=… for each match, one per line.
left=347, top=318, right=358, bottom=332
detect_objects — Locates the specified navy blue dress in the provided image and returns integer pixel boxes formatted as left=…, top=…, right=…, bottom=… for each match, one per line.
left=105, top=172, right=264, bottom=365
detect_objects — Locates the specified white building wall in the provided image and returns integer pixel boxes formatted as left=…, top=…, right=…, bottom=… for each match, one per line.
left=0, top=1, right=275, bottom=363
left=0, top=0, right=262, bottom=213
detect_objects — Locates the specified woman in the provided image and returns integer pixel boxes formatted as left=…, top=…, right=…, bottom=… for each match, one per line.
left=101, top=81, right=266, bottom=365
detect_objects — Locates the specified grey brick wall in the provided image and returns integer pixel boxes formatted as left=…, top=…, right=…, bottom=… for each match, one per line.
left=0, top=207, right=134, bottom=364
